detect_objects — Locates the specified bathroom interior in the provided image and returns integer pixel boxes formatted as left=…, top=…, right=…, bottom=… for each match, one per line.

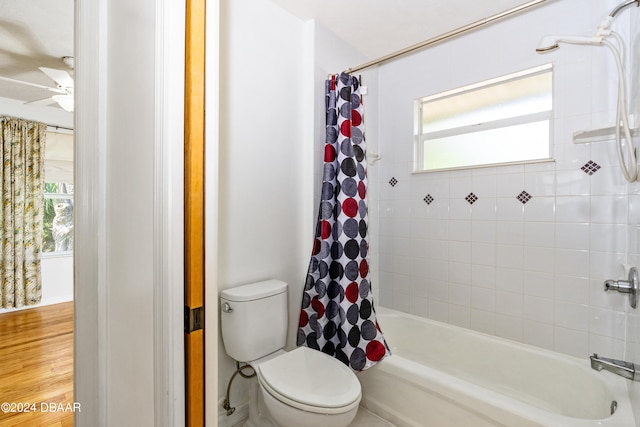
left=214, top=0, right=640, bottom=425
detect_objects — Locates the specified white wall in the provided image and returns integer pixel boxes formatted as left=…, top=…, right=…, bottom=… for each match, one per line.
left=373, top=0, right=636, bottom=360
left=216, top=0, right=309, bottom=415
left=214, top=3, right=385, bottom=421
left=41, top=255, right=73, bottom=304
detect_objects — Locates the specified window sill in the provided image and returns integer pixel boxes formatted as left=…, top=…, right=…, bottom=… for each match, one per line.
left=42, top=251, right=73, bottom=259
left=412, top=157, right=555, bottom=174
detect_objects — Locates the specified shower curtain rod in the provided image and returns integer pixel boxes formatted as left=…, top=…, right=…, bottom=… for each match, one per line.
left=1, top=116, right=73, bottom=132
left=46, top=125, right=73, bottom=132
left=345, top=0, right=549, bottom=74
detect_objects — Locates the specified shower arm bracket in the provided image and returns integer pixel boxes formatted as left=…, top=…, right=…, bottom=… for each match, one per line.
left=596, top=1, right=639, bottom=35
left=604, top=266, right=639, bottom=309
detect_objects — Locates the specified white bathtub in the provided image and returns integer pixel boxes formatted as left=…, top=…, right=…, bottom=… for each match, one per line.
left=358, top=307, right=635, bottom=427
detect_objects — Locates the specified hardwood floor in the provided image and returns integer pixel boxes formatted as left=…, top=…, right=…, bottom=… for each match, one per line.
left=0, top=302, right=73, bottom=427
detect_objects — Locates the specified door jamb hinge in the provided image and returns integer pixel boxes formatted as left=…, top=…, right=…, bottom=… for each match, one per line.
left=185, top=306, right=204, bottom=333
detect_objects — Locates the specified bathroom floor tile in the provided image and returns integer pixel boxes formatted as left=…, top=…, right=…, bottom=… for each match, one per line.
left=349, top=407, right=397, bottom=426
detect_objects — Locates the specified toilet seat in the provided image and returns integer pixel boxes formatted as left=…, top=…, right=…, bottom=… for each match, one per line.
left=256, top=346, right=361, bottom=415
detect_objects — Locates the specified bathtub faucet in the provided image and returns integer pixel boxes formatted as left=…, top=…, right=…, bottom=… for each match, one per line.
left=590, top=354, right=640, bottom=381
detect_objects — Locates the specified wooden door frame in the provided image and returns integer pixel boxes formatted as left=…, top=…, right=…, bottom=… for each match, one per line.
left=184, top=0, right=207, bottom=425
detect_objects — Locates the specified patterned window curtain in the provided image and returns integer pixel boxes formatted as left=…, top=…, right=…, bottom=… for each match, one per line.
left=298, top=73, right=390, bottom=371
left=0, top=117, right=45, bottom=308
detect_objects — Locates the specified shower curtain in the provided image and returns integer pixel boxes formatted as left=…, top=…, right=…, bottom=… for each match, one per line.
left=298, top=73, right=390, bottom=371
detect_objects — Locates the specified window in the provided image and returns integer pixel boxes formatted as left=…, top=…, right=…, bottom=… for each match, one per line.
left=415, top=64, right=553, bottom=172
left=43, top=182, right=74, bottom=255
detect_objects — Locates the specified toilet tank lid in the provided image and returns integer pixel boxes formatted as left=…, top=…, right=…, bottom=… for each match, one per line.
left=220, top=279, right=287, bottom=302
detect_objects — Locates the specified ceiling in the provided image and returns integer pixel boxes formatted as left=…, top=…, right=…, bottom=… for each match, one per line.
left=0, top=0, right=73, bottom=107
left=0, top=1, right=545, bottom=108
left=270, top=0, right=548, bottom=60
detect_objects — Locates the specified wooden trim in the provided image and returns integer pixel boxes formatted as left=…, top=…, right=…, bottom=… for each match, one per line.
left=184, top=0, right=206, bottom=425
left=184, top=0, right=205, bottom=307
left=185, top=330, right=205, bottom=426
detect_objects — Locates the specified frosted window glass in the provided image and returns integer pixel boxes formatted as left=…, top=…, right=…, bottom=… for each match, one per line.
left=423, top=121, right=550, bottom=171
left=416, top=65, right=553, bottom=172
left=423, top=72, right=552, bottom=134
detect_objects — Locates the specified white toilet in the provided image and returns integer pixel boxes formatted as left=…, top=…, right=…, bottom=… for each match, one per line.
left=220, top=279, right=361, bottom=427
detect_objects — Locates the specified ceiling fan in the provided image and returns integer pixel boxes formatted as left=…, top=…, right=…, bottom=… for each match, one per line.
left=0, top=56, right=74, bottom=112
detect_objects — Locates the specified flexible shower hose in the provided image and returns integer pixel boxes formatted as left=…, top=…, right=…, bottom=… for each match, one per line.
left=602, top=36, right=637, bottom=182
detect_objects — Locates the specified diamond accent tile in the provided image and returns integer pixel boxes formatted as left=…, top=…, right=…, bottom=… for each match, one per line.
left=389, top=177, right=398, bottom=187
left=465, top=193, right=478, bottom=205
left=581, top=160, right=601, bottom=175
left=516, top=191, right=532, bottom=204
left=424, top=194, right=434, bottom=205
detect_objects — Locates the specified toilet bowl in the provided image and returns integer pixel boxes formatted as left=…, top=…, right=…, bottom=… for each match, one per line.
left=251, top=347, right=360, bottom=427
left=220, top=280, right=361, bottom=427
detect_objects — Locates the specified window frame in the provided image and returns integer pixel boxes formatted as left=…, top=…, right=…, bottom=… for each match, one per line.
left=42, top=184, right=74, bottom=258
left=414, top=63, right=554, bottom=173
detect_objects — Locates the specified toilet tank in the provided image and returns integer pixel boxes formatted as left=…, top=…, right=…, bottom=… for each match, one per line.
left=220, top=279, right=288, bottom=362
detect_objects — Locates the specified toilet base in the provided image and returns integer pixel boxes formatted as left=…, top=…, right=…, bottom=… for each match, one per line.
left=242, top=376, right=358, bottom=427
left=243, top=378, right=276, bottom=427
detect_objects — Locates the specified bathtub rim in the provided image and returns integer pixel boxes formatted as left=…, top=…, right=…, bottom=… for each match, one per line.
left=364, top=305, right=636, bottom=427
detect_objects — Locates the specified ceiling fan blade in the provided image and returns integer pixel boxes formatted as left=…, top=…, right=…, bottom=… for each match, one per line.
left=0, top=75, right=65, bottom=93
left=39, top=67, right=74, bottom=89
left=52, top=94, right=74, bottom=112
left=25, top=97, right=58, bottom=107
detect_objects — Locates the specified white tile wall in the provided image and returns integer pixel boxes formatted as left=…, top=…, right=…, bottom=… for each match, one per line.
left=370, top=0, right=638, bottom=361
left=626, top=7, right=640, bottom=425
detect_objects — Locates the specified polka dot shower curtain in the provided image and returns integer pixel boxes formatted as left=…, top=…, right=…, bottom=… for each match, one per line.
left=297, top=73, right=390, bottom=371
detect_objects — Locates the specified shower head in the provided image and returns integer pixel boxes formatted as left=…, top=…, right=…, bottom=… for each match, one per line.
left=535, top=35, right=604, bottom=53
left=537, top=0, right=638, bottom=53
left=535, top=36, right=560, bottom=53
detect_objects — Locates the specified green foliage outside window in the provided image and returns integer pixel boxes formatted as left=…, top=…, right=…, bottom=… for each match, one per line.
left=43, top=182, right=74, bottom=253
